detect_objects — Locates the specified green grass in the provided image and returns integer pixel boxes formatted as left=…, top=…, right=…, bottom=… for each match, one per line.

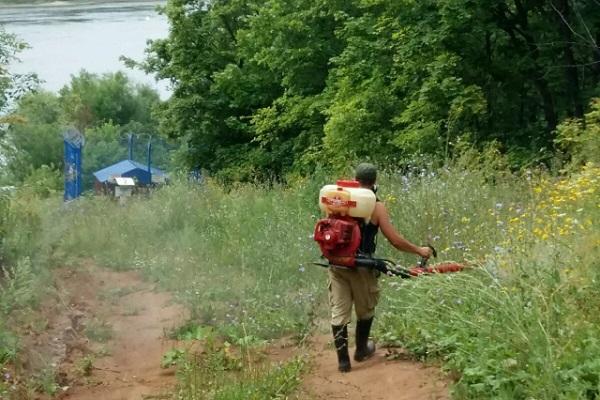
left=55, top=182, right=326, bottom=342
left=2, top=156, right=599, bottom=399
left=84, top=318, right=113, bottom=343
left=172, top=333, right=305, bottom=400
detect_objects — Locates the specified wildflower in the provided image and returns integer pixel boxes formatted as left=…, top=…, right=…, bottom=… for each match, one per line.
left=495, top=202, right=503, bottom=209
left=298, top=265, right=305, bottom=273
left=453, top=241, right=466, bottom=250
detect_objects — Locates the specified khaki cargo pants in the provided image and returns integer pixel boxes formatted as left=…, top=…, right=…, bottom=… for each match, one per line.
left=328, top=266, right=380, bottom=326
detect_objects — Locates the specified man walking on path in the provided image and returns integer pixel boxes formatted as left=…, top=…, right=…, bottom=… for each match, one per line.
left=329, top=163, right=433, bottom=372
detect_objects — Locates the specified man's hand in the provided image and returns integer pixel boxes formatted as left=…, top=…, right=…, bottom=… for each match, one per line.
left=417, top=246, right=433, bottom=259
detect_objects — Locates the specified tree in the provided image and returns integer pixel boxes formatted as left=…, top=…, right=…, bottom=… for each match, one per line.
left=1, top=91, right=63, bottom=183
left=1, top=71, right=166, bottom=187
left=0, top=28, right=37, bottom=126
left=59, top=70, right=161, bottom=133
left=140, top=0, right=600, bottom=179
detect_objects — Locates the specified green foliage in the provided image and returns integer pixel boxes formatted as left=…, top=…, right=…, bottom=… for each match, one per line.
left=0, top=27, right=36, bottom=114
left=59, top=70, right=160, bottom=133
left=0, top=258, right=41, bottom=315
left=174, top=338, right=305, bottom=400
left=30, top=154, right=599, bottom=399
left=1, top=71, right=169, bottom=190
left=161, top=348, right=186, bottom=369
left=1, top=91, right=63, bottom=184
left=84, top=318, right=113, bottom=343
left=75, top=355, right=94, bottom=377
left=0, top=328, right=18, bottom=365
left=0, top=189, right=10, bottom=245
left=557, top=98, right=600, bottom=167
left=53, top=181, right=324, bottom=340
left=140, top=0, right=600, bottom=180
left=0, top=71, right=164, bottom=189
left=20, top=165, right=62, bottom=198
left=374, top=162, right=600, bottom=399
left=0, top=188, right=56, bottom=374
left=171, top=323, right=214, bottom=341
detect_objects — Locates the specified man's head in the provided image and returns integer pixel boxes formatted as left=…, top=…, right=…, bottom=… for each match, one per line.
left=355, top=163, right=377, bottom=187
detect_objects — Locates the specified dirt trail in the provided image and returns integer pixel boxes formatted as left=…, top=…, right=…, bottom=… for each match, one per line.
left=37, top=264, right=449, bottom=400
left=51, top=265, right=187, bottom=400
left=297, top=333, right=450, bottom=400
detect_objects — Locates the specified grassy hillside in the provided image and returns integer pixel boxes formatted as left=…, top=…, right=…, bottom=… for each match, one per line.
left=1, top=156, right=599, bottom=398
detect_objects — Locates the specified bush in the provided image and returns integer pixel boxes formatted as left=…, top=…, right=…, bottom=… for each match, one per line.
left=556, top=98, right=600, bottom=167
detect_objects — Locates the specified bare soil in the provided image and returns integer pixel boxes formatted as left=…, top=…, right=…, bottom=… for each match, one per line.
left=298, top=334, right=450, bottom=400
left=44, top=264, right=186, bottom=400
left=23, top=264, right=449, bottom=400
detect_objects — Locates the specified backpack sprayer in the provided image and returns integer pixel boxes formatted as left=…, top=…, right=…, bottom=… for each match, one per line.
left=313, top=180, right=465, bottom=278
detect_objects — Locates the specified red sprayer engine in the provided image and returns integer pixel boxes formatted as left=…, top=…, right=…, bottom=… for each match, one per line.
left=314, top=216, right=361, bottom=267
left=313, top=180, right=376, bottom=267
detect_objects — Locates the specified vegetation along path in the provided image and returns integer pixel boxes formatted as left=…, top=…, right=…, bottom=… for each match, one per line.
left=40, top=262, right=449, bottom=399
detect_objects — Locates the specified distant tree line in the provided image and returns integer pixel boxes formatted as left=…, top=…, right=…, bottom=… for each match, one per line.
left=132, top=0, right=600, bottom=181
left=0, top=70, right=174, bottom=192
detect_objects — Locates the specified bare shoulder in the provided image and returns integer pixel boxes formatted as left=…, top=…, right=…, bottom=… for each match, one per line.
left=371, top=201, right=388, bottom=225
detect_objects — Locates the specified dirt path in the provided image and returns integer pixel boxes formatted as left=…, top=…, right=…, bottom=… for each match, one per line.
left=51, top=264, right=187, bottom=400
left=296, top=331, right=450, bottom=400
left=33, top=264, right=449, bottom=400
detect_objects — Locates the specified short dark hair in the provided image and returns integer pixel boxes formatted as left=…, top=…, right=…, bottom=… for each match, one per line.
left=355, top=163, right=377, bottom=186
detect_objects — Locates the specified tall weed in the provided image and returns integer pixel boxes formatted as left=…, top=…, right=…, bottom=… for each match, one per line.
left=18, top=157, right=600, bottom=399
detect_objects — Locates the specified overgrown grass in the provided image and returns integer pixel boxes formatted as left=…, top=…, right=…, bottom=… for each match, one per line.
left=0, top=185, right=61, bottom=398
left=2, top=155, right=599, bottom=399
left=172, top=334, right=305, bottom=400
left=54, top=181, right=327, bottom=342
left=377, top=163, right=600, bottom=398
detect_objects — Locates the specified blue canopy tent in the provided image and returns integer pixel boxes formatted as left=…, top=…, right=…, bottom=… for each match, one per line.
left=93, top=160, right=166, bottom=194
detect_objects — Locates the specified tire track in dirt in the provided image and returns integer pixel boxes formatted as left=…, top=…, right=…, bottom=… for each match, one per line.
left=53, top=264, right=187, bottom=400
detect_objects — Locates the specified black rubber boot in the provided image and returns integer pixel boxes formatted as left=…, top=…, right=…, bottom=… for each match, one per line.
left=354, top=317, right=376, bottom=362
left=332, top=324, right=351, bottom=372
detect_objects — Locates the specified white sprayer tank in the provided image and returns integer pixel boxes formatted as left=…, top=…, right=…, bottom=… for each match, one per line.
left=319, top=180, right=376, bottom=221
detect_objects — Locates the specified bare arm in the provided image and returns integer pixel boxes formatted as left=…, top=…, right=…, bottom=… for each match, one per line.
left=372, top=202, right=431, bottom=258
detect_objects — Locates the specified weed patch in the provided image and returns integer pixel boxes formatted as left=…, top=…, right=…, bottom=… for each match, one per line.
left=5, top=159, right=599, bottom=399
left=84, top=319, right=113, bottom=343
left=173, top=337, right=305, bottom=400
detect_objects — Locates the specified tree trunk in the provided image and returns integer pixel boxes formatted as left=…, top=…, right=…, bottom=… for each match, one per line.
left=593, top=29, right=600, bottom=86
left=496, top=1, right=558, bottom=134
left=555, top=0, right=584, bottom=118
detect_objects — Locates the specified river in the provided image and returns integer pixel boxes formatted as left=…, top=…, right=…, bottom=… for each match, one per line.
left=0, top=0, right=169, bottom=97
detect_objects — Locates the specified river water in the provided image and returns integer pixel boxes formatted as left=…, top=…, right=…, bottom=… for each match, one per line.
left=0, top=0, right=169, bottom=97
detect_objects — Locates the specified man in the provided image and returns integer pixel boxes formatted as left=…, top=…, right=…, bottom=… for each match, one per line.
left=329, top=162, right=433, bottom=372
